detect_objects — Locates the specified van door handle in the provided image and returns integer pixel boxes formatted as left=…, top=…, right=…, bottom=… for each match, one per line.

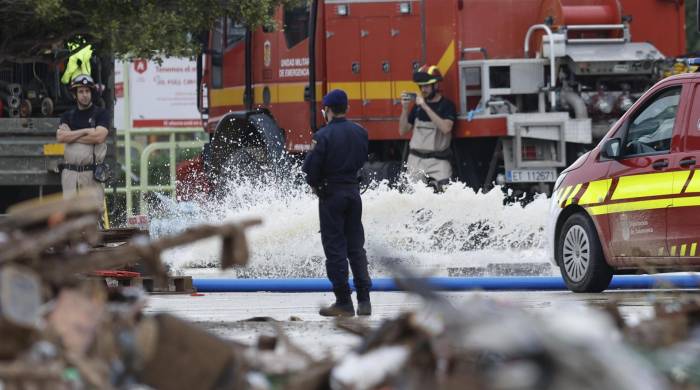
left=652, top=159, right=669, bottom=170
left=679, top=158, right=696, bottom=167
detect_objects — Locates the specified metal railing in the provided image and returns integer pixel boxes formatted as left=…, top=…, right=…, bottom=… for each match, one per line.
left=114, top=128, right=206, bottom=216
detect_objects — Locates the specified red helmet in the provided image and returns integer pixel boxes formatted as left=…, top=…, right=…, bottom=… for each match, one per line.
left=413, top=65, right=443, bottom=85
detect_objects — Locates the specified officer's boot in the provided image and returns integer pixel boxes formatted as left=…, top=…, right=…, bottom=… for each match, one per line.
left=356, top=289, right=372, bottom=316
left=319, top=288, right=354, bottom=317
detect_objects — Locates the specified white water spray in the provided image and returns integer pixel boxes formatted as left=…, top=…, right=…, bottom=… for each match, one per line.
left=151, top=166, right=554, bottom=278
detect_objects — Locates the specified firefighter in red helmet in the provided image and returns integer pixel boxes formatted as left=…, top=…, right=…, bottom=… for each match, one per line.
left=399, top=65, right=457, bottom=191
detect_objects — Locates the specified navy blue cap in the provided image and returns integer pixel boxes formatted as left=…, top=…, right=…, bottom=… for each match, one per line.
left=322, top=89, right=348, bottom=107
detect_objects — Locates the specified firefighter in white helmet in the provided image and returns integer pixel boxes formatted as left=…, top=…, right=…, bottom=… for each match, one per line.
left=56, top=74, right=110, bottom=212
left=399, top=65, right=457, bottom=191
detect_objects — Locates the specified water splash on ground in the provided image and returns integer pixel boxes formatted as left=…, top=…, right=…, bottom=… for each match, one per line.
left=150, top=165, right=553, bottom=278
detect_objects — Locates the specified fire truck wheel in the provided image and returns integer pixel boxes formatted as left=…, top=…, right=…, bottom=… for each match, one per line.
left=557, top=212, right=613, bottom=293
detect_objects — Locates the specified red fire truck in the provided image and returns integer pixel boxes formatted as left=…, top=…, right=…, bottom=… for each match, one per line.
left=178, top=0, right=686, bottom=198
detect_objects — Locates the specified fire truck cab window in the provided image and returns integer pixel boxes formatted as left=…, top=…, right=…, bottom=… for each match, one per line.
left=226, top=18, right=246, bottom=48
left=283, top=5, right=310, bottom=49
left=211, top=18, right=224, bottom=89
left=622, top=86, right=681, bottom=156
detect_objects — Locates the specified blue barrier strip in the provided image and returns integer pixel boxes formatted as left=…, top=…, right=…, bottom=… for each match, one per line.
left=193, top=274, right=700, bottom=293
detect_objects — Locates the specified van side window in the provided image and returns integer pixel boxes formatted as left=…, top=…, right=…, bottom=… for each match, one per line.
left=622, top=86, right=681, bottom=156
left=283, top=4, right=310, bottom=49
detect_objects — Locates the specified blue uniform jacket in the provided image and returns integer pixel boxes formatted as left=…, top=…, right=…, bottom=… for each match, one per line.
left=302, top=117, right=368, bottom=188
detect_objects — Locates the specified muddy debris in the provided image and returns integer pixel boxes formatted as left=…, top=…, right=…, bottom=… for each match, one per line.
left=2, top=192, right=700, bottom=389
left=0, top=191, right=262, bottom=389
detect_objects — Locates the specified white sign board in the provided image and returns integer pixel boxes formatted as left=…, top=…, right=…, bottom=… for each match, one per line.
left=114, top=58, right=200, bottom=129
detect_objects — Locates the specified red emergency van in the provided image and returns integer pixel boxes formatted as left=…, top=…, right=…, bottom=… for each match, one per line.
left=549, top=70, right=700, bottom=292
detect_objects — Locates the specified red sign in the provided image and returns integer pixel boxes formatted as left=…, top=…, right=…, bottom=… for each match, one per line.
left=133, top=59, right=148, bottom=74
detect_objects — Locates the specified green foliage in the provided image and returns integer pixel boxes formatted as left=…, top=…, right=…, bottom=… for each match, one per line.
left=2, top=1, right=699, bottom=63
left=0, top=0, right=302, bottom=61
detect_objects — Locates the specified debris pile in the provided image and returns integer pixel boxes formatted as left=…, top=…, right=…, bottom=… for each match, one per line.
left=2, top=191, right=700, bottom=389
left=0, top=190, right=261, bottom=389
left=314, top=285, right=700, bottom=390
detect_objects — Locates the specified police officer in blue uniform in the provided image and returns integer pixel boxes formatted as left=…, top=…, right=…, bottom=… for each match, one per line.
left=302, top=89, right=372, bottom=317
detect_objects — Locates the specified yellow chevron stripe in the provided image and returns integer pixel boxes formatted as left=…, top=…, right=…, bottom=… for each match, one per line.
left=565, top=183, right=582, bottom=206
left=671, top=245, right=677, bottom=256
left=681, top=244, right=687, bottom=256
left=436, top=40, right=456, bottom=76
left=684, top=173, right=700, bottom=193
left=611, top=171, right=677, bottom=200
left=658, top=247, right=665, bottom=256
left=578, top=179, right=611, bottom=205
left=558, top=185, right=573, bottom=204
left=692, top=243, right=697, bottom=256
left=672, top=171, right=691, bottom=194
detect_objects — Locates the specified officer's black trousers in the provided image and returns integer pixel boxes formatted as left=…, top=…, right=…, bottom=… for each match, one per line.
left=319, top=188, right=372, bottom=303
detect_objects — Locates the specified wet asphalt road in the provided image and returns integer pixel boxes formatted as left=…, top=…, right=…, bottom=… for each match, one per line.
left=145, top=289, right=698, bottom=358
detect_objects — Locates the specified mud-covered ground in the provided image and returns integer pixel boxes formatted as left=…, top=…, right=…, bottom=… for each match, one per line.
left=145, top=289, right=681, bottom=358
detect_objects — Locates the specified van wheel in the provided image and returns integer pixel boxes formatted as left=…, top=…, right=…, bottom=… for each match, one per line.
left=557, top=213, right=613, bottom=293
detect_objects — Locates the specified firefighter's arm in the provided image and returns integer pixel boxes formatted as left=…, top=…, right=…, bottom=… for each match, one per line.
left=419, top=101, right=454, bottom=134
left=399, top=107, right=413, bottom=136
left=56, top=125, right=88, bottom=144
left=399, top=92, right=414, bottom=135
left=302, top=135, right=327, bottom=187
left=74, top=125, right=109, bottom=144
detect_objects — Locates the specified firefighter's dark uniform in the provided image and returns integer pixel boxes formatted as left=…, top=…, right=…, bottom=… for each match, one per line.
left=59, top=104, right=109, bottom=203
left=302, top=97, right=372, bottom=315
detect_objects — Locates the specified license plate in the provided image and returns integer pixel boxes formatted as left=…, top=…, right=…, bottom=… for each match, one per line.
left=506, top=169, right=557, bottom=183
